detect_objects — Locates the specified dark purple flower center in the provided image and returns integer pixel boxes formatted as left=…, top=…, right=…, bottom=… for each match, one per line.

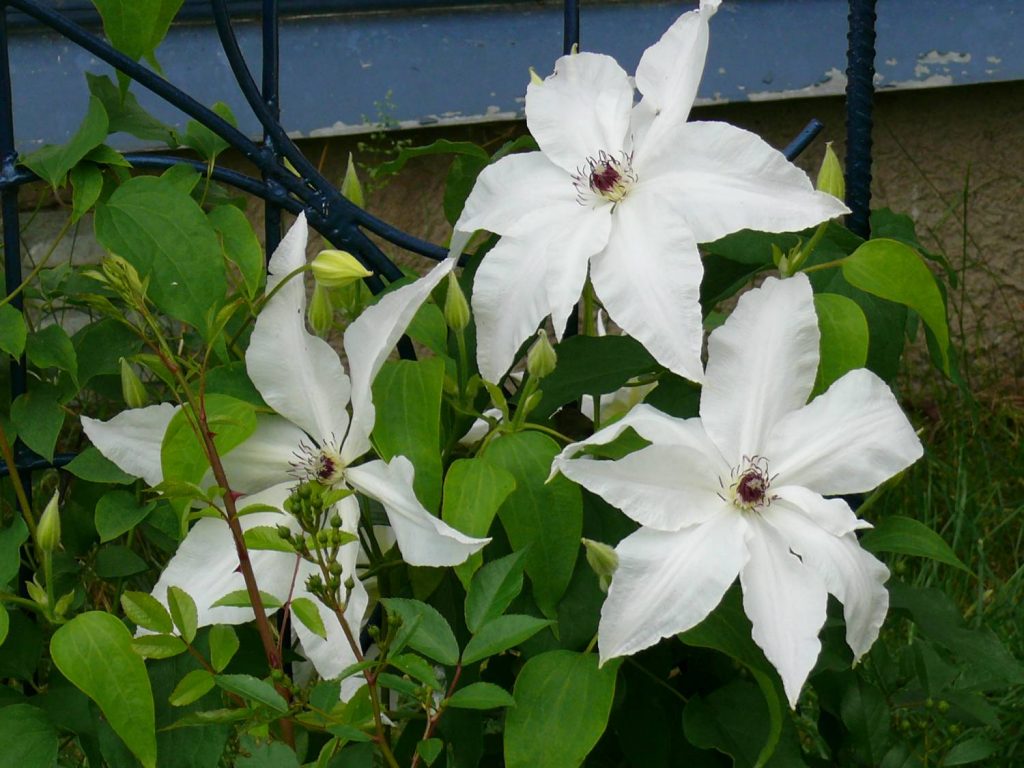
left=725, top=456, right=775, bottom=511
left=573, top=150, right=636, bottom=205
left=736, top=469, right=767, bottom=506
left=590, top=162, right=622, bottom=195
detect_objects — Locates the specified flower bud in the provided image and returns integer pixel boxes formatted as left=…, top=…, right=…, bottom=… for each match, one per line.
left=444, top=272, right=471, bottom=332
left=37, top=489, right=61, bottom=553
left=816, top=142, right=845, bottom=201
left=341, top=152, right=365, bottom=208
left=582, top=538, right=618, bottom=593
left=311, top=249, right=372, bottom=289
left=119, top=357, right=147, bottom=409
left=529, top=67, right=544, bottom=86
left=308, top=284, right=334, bottom=337
left=526, top=330, right=557, bottom=379
left=100, top=255, right=148, bottom=305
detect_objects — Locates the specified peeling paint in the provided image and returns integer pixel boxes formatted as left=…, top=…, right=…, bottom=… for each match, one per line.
left=746, top=67, right=846, bottom=102
left=882, top=73, right=955, bottom=91
left=987, top=55, right=1003, bottom=64
left=306, top=109, right=523, bottom=139
left=885, top=58, right=898, bottom=66
left=919, top=50, right=972, bottom=65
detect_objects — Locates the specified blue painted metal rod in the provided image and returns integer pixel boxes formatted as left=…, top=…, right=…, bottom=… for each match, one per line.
left=782, top=119, right=824, bottom=162
left=845, top=0, right=876, bottom=238
left=564, top=0, right=579, bottom=54
left=261, top=0, right=283, bottom=256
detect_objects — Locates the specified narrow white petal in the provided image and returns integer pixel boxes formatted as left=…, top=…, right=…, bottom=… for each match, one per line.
left=151, top=483, right=298, bottom=627
left=740, top=516, right=828, bottom=707
left=702, top=274, right=820, bottom=462
left=342, top=258, right=456, bottom=463
left=346, top=457, right=489, bottom=567
left=557, top=444, right=728, bottom=532
left=767, top=368, right=924, bottom=496
left=526, top=52, right=634, bottom=174
left=215, top=415, right=308, bottom=495
left=81, top=403, right=177, bottom=487
left=772, top=485, right=867, bottom=538
left=639, top=122, right=849, bottom=242
left=246, top=214, right=352, bottom=443
left=456, top=152, right=577, bottom=238
left=764, top=501, right=889, bottom=662
left=598, top=512, right=747, bottom=662
left=472, top=205, right=610, bottom=383
left=589, top=185, right=704, bottom=382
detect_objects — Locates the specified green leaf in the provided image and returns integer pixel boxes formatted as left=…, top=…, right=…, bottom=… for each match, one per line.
left=372, top=357, right=445, bottom=511
left=121, top=590, right=173, bottom=634
left=20, top=95, right=108, bottom=187
left=841, top=238, right=949, bottom=372
left=0, top=603, right=8, bottom=647
left=11, top=389, right=65, bottom=462
left=840, top=678, right=891, bottom=765
left=182, top=102, right=236, bottom=163
left=87, top=74, right=177, bottom=144
left=0, top=304, right=27, bottom=358
left=374, top=139, right=488, bottom=178
left=214, top=674, right=288, bottom=713
left=72, top=317, right=144, bottom=386
left=389, top=653, right=443, bottom=690
left=92, top=0, right=185, bottom=63
left=0, top=516, right=29, bottom=587
left=208, top=204, right=264, bottom=298
left=443, top=154, right=489, bottom=225
left=168, top=669, right=216, bottom=707
left=167, top=586, right=198, bottom=643
left=680, top=588, right=786, bottom=768
left=95, top=175, right=227, bottom=336
left=96, top=545, right=148, bottom=578
left=464, top=549, right=528, bottom=633
left=813, top=292, right=869, bottom=395
left=211, top=590, right=282, bottom=610
left=208, top=625, right=239, bottom=672
left=26, top=323, right=78, bottom=380
left=327, top=724, right=373, bottom=743
left=96, top=490, right=156, bottom=542
left=66, top=445, right=135, bottom=484
left=84, top=143, right=130, bottom=167
left=132, top=634, right=187, bottom=659
left=381, top=598, right=459, bottom=666
left=943, top=737, right=998, bottom=766
left=504, top=651, right=618, bottom=768
left=290, top=597, right=327, bottom=640
left=860, top=516, right=969, bottom=572
left=70, top=162, right=104, bottom=223
left=442, top=457, right=516, bottom=588
left=161, top=394, right=257, bottom=489
left=50, top=612, right=157, bottom=768
left=484, top=432, right=582, bottom=618
left=462, top=614, right=552, bottom=665
left=416, top=738, right=443, bottom=766
left=243, top=525, right=295, bottom=553
left=533, top=335, right=658, bottom=421
left=705, top=229, right=799, bottom=267
left=446, top=681, right=515, bottom=710
left=0, top=703, right=59, bottom=768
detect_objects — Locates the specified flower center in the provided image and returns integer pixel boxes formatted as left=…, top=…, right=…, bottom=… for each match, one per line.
left=574, top=150, right=636, bottom=206
left=293, top=440, right=346, bottom=486
left=724, top=456, right=776, bottom=512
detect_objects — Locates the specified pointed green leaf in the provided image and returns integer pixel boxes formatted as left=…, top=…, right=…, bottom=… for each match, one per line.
left=86, top=73, right=177, bottom=145
left=0, top=304, right=27, bottom=358
left=70, top=162, right=104, bottom=223
left=96, top=491, right=156, bottom=542
left=813, top=292, right=870, bottom=395
left=209, top=624, right=240, bottom=672
left=210, top=589, right=282, bottom=610
left=20, top=96, right=108, bottom=187
left=465, top=549, right=528, bottom=633
left=26, top=323, right=78, bottom=380
left=132, top=634, right=187, bottom=659
left=166, top=586, right=198, bottom=643
left=92, top=0, right=185, bottom=62
left=416, top=738, right=443, bottom=766
left=121, top=590, right=173, bottom=634
left=161, top=394, right=256, bottom=487
left=446, top=681, right=515, bottom=710
left=243, top=525, right=295, bottom=553
left=860, top=516, right=969, bottom=572
left=66, top=445, right=136, bottom=484
left=169, top=669, right=216, bottom=707
left=0, top=603, right=8, bottom=647
left=381, top=598, right=459, bottom=666
left=11, top=389, right=65, bottom=462
left=0, top=703, right=58, bottom=768
left=290, top=597, right=327, bottom=640
left=0, top=516, right=28, bottom=587
left=209, top=204, right=264, bottom=298
left=214, top=674, right=288, bottom=713
left=462, top=614, right=552, bottom=665
left=182, top=102, right=236, bottom=163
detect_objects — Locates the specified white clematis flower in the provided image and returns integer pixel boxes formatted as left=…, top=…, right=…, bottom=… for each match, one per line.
left=83, top=214, right=488, bottom=686
left=453, top=0, right=848, bottom=384
left=551, top=273, right=922, bottom=706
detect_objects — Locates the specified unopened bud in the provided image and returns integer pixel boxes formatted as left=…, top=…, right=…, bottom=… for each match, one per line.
left=341, top=152, right=365, bottom=208
left=101, top=255, right=147, bottom=305
left=444, top=272, right=471, bottom=332
left=311, top=249, right=372, bottom=289
left=37, top=489, right=61, bottom=553
left=816, top=142, right=845, bottom=201
left=526, top=330, right=557, bottom=379
left=308, top=284, right=334, bottom=337
left=582, top=538, right=618, bottom=593
left=529, top=67, right=544, bottom=86
left=119, top=357, right=147, bottom=409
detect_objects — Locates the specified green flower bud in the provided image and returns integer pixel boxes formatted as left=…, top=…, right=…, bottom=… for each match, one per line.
left=100, top=255, right=147, bottom=305
left=308, top=283, right=334, bottom=337
left=311, top=249, right=372, bottom=289
left=816, top=142, right=845, bottom=201
left=582, top=537, right=618, bottom=593
left=341, top=152, right=365, bottom=208
left=529, top=67, right=544, bottom=86
left=526, top=330, right=557, bottom=380
left=444, top=272, right=471, bottom=332
left=119, top=357, right=147, bottom=409
left=37, top=489, right=61, bottom=553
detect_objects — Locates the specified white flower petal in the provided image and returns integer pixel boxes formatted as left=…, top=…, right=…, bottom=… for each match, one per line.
left=151, top=483, right=297, bottom=627
left=557, top=444, right=728, bottom=532
left=456, top=152, right=578, bottom=238
left=214, top=415, right=308, bottom=495
left=342, top=258, right=456, bottom=463
left=701, top=274, right=820, bottom=462
left=767, top=368, right=923, bottom=496
left=526, top=52, right=634, bottom=174
left=246, top=215, right=352, bottom=443
left=81, top=403, right=177, bottom=487
left=639, top=122, right=849, bottom=242
left=772, top=485, right=868, bottom=538
left=472, top=204, right=610, bottom=383
left=598, top=512, right=747, bottom=662
left=589, top=185, right=704, bottom=382
left=763, top=501, right=889, bottom=663
left=346, top=457, right=489, bottom=567
left=740, top=515, right=828, bottom=707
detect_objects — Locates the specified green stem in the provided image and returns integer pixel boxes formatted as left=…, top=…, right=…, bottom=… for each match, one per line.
left=0, top=418, right=37, bottom=541
left=582, top=279, right=597, bottom=337
left=0, top=215, right=73, bottom=310
left=454, top=327, right=469, bottom=397
left=801, top=257, right=847, bottom=275
left=0, top=591, right=44, bottom=613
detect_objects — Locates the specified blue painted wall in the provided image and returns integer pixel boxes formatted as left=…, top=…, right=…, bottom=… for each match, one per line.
left=7, top=0, right=1022, bottom=152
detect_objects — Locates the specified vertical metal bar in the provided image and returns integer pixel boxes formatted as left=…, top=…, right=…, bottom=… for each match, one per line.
left=563, top=0, right=579, bottom=54
left=845, top=0, right=876, bottom=239
left=262, top=0, right=282, bottom=256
